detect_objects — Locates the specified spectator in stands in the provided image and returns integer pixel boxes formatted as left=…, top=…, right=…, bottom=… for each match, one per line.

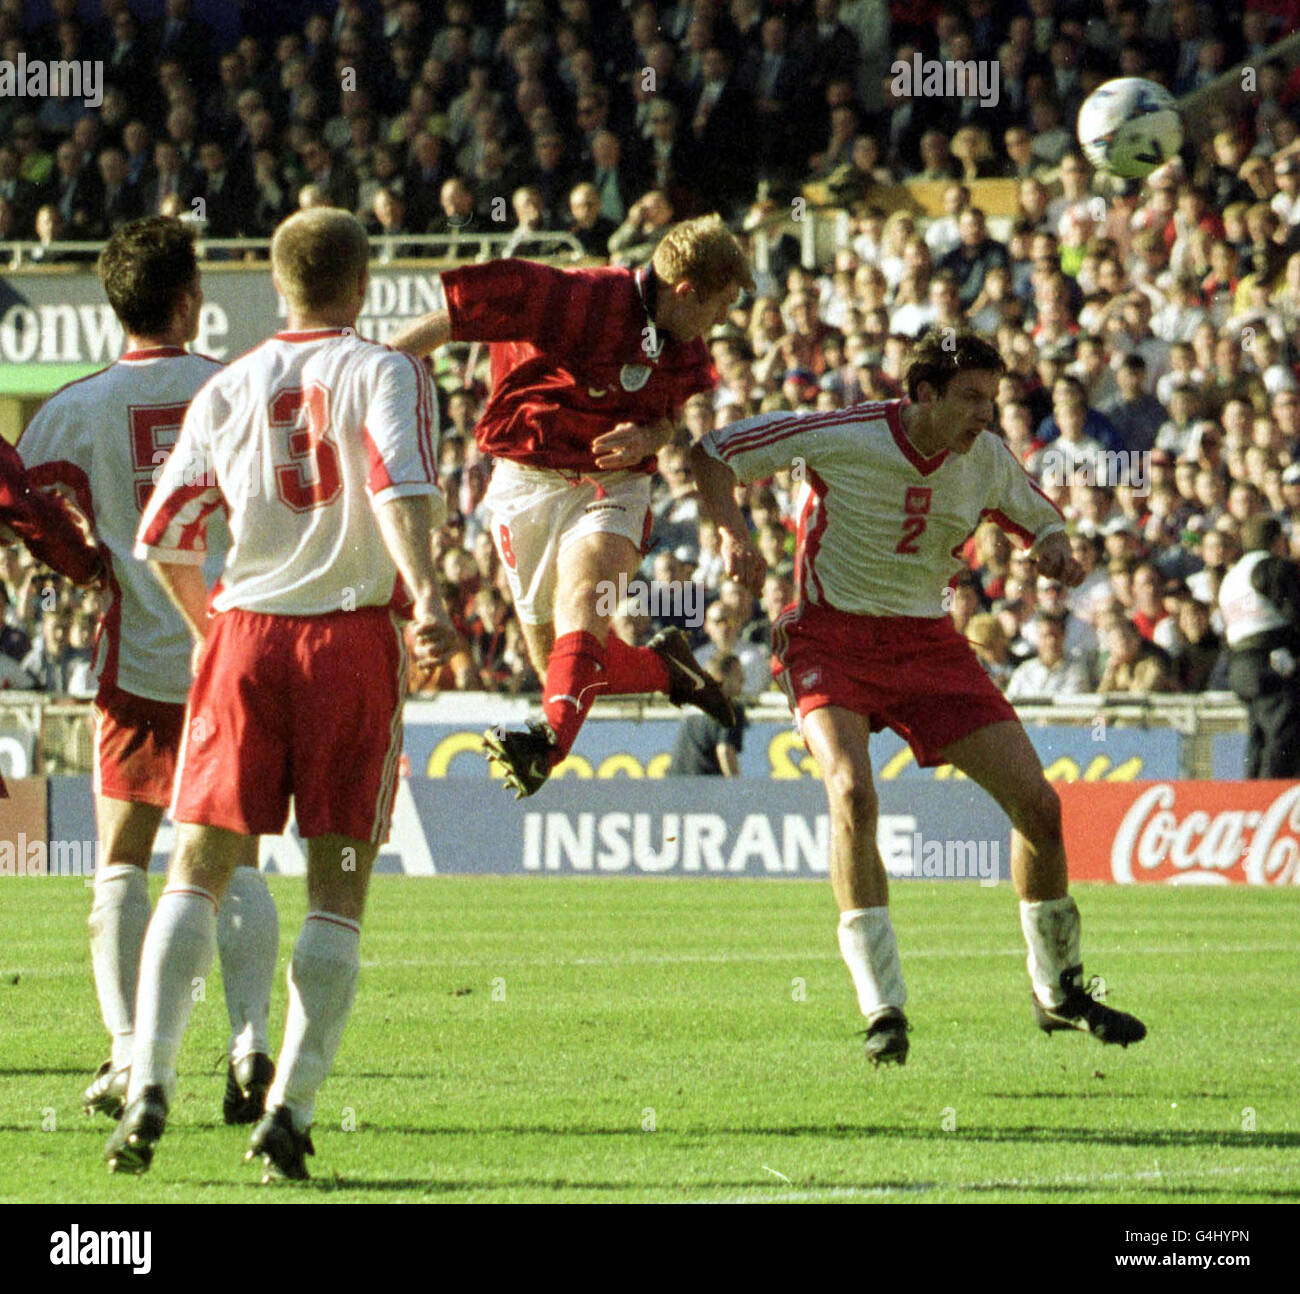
left=1101, top=354, right=1168, bottom=452
left=1006, top=611, right=1092, bottom=700
left=94, top=146, right=142, bottom=236
left=565, top=182, right=616, bottom=257
left=667, top=654, right=747, bottom=776
left=1098, top=617, right=1177, bottom=694
left=608, top=189, right=674, bottom=263
left=939, top=206, right=1009, bottom=309
left=965, top=612, right=1015, bottom=690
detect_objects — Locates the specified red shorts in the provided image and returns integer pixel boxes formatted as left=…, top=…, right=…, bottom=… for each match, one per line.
left=772, top=602, right=1018, bottom=767
left=172, top=607, right=407, bottom=843
left=94, top=686, right=186, bottom=808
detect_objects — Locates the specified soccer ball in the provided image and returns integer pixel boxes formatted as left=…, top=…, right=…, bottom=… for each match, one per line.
left=1076, top=77, right=1183, bottom=179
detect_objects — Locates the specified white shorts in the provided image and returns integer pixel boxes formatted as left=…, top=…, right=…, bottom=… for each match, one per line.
left=486, top=460, right=653, bottom=624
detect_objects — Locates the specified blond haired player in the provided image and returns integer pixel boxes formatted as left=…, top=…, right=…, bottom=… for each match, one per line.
left=391, top=214, right=754, bottom=796
left=692, top=332, right=1146, bottom=1065
left=106, top=209, right=456, bottom=1179
left=18, top=217, right=281, bottom=1128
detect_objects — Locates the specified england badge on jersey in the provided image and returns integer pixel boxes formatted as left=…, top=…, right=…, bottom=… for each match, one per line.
left=620, top=364, right=652, bottom=392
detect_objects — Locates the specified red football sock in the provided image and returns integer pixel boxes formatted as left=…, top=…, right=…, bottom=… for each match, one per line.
left=542, top=631, right=607, bottom=759
left=601, top=631, right=671, bottom=696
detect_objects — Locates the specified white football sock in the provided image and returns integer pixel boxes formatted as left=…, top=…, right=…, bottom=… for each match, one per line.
left=837, top=907, right=907, bottom=1019
left=127, top=886, right=218, bottom=1103
left=216, top=866, right=279, bottom=1061
left=88, top=863, right=151, bottom=1072
left=267, top=912, right=361, bottom=1133
left=1020, top=895, right=1082, bottom=1008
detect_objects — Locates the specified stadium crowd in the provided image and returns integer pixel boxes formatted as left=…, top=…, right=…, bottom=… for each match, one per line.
left=3, top=0, right=1300, bottom=700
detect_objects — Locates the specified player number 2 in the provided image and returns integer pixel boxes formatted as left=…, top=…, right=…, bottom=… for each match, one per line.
left=270, top=383, right=342, bottom=513
left=894, top=486, right=933, bottom=554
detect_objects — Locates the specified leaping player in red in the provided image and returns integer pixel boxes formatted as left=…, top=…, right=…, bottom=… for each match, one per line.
left=392, top=214, right=754, bottom=796
left=691, top=331, right=1146, bottom=1066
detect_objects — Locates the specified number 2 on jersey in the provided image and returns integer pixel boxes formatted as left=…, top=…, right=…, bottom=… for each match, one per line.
left=894, top=485, right=932, bottom=554
left=270, top=383, right=343, bottom=512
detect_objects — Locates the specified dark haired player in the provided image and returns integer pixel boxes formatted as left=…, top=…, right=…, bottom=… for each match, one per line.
left=691, top=331, right=1146, bottom=1066
left=19, top=217, right=280, bottom=1125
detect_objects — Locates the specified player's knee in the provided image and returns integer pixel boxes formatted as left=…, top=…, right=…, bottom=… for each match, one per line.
left=558, top=579, right=609, bottom=631
left=825, top=761, right=878, bottom=822
left=1021, top=780, right=1062, bottom=849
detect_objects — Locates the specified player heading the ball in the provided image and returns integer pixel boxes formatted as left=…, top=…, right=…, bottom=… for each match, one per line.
left=391, top=213, right=756, bottom=797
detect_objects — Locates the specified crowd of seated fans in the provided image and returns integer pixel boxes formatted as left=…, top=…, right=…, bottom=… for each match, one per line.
left=2, top=1, right=1300, bottom=701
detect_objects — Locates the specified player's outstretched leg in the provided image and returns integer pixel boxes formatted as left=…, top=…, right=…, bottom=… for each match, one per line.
left=484, top=718, right=560, bottom=799
left=803, top=708, right=911, bottom=1067
left=216, top=864, right=279, bottom=1124
left=940, top=721, right=1147, bottom=1049
left=643, top=628, right=735, bottom=726
left=250, top=835, right=372, bottom=1182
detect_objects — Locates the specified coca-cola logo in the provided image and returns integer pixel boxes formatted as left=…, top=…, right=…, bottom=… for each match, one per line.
left=1111, top=784, right=1300, bottom=885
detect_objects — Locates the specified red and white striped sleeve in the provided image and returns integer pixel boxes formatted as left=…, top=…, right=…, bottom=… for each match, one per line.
left=989, top=436, right=1066, bottom=551
left=133, top=382, right=222, bottom=564
left=364, top=350, right=445, bottom=521
left=699, top=408, right=825, bottom=485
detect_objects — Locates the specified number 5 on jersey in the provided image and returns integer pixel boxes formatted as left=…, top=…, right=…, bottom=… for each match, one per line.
left=895, top=485, right=932, bottom=554
left=270, top=383, right=342, bottom=512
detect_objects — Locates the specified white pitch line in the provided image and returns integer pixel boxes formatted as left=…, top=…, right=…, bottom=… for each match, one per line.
left=708, top=1161, right=1297, bottom=1203
left=356, top=943, right=1298, bottom=970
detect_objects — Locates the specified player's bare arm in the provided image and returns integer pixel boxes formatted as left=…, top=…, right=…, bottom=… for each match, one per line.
left=689, top=439, right=765, bottom=594
left=389, top=309, right=451, bottom=357
left=372, top=492, right=458, bottom=667
left=147, top=560, right=211, bottom=675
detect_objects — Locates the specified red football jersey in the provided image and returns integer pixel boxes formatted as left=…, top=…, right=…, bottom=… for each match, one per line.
left=442, top=259, right=716, bottom=472
left=0, top=437, right=102, bottom=586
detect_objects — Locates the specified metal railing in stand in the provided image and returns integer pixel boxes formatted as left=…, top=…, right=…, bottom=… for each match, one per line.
left=1, top=228, right=591, bottom=270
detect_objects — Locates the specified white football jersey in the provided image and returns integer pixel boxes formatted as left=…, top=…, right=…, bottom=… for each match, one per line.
left=136, top=327, right=442, bottom=616
left=1219, top=551, right=1291, bottom=645
left=19, top=346, right=225, bottom=703
left=702, top=399, right=1065, bottom=618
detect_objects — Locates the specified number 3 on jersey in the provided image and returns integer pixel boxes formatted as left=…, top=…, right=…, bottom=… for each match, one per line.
left=270, top=383, right=342, bottom=512
left=895, top=485, right=932, bottom=554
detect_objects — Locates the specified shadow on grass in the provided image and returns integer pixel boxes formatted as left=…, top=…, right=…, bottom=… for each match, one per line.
left=184, top=1175, right=1298, bottom=1202
left=370, top=1122, right=1300, bottom=1152
left=0, top=1067, right=93, bottom=1077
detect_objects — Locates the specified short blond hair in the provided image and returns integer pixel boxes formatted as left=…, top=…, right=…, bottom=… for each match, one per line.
left=271, top=208, right=369, bottom=313
left=652, top=213, right=754, bottom=297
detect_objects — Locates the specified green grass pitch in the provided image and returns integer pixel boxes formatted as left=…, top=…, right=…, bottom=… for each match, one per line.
left=1, top=876, right=1297, bottom=1203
